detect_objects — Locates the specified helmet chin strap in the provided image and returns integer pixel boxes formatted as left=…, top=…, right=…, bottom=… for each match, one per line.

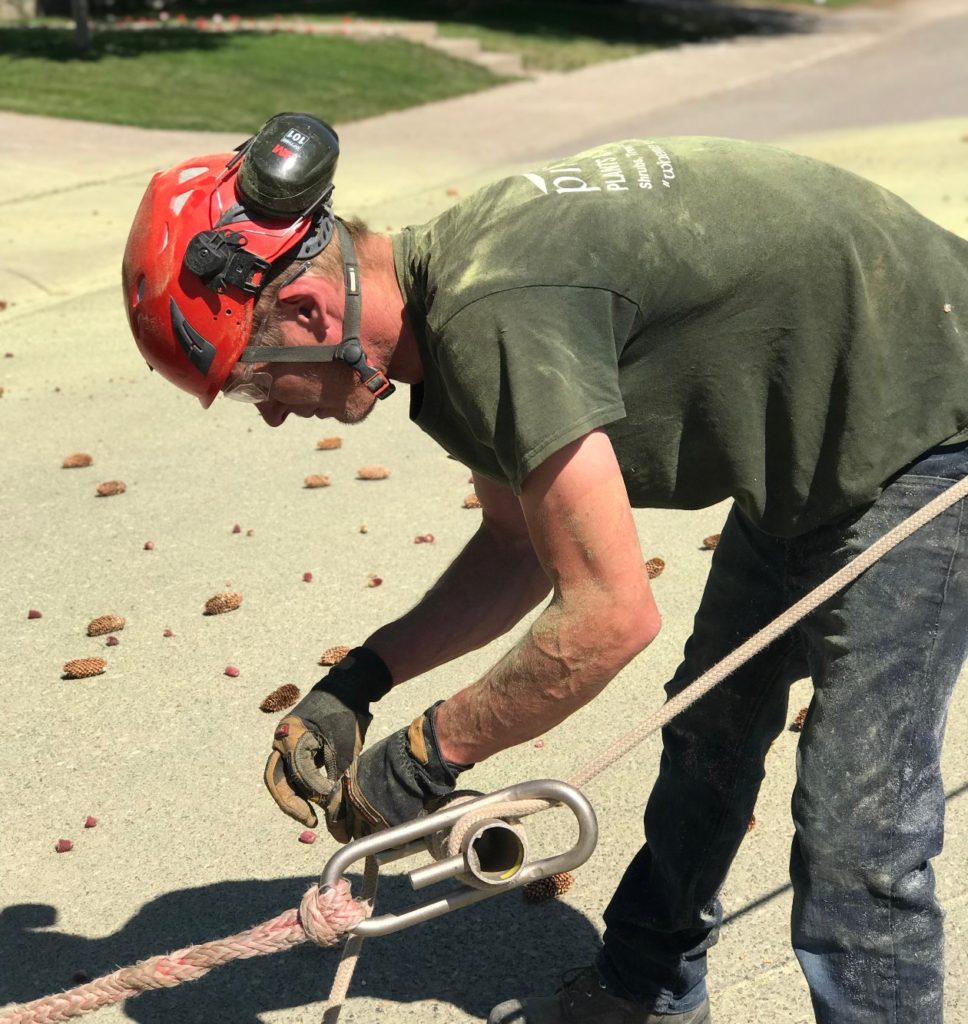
left=236, top=220, right=396, bottom=400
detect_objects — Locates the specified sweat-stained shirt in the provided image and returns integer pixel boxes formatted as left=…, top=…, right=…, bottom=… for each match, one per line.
left=392, top=137, right=968, bottom=537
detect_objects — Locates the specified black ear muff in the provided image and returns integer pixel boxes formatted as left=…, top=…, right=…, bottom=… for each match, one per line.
left=236, top=112, right=340, bottom=218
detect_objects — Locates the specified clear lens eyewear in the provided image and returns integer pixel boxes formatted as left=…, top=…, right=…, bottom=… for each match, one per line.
left=221, top=365, right=274, bottom=403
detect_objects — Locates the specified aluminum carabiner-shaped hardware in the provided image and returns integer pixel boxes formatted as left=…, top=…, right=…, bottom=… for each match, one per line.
left=318, top=778, right=597, bottom=937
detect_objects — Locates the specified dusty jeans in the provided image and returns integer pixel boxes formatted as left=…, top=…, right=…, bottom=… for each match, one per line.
left=599, top=441, right=968, bottom=1023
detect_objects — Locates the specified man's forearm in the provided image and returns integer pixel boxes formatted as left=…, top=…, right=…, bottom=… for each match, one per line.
left=364, top=525, right=551, bottom=685
left=435, top=593, right=659, bottom=764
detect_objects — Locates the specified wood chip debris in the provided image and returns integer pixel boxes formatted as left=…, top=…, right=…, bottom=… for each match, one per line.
left=87, top=615, right=125, bottom=636
left=63, top=657, right=107, bottom=679
left=96, top=481, right=126, bottom=497
left=319, top=644, right=351, bottom=666
left=789, top=706, right=809, bottom=732
left=62, top=453, right=93, bottom=469
left=304, top=474, right=332, bottom=488
left=462, top=494, right=482, bottom=509
left=259, top=683, right=301, bottom=713
left=357, top=466, right=390, bottom=480
left=316, top=437, right=343, bottom=450
left=204, top=591, right=242, bottom=615
left=747, top=814, right=757, bottom=833
left=523, top=871, right=574, bottom=903
left=645, top=557, right=665, bottom=579
left=701, top=533, right=720, bottom=550
left=414, top=534, right=435, bottom=544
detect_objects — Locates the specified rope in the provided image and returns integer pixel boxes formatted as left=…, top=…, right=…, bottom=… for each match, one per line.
left=5, top=471, right=967, bottom=1024
left=0, top=869, right=378, bottom=1024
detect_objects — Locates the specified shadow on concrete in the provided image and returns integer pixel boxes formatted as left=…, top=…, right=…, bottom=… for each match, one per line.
left=0, top=873, right=602, bottom=1022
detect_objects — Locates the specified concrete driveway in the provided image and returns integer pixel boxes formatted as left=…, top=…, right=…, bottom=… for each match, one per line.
left=1, top=1, right=967, bottom=1021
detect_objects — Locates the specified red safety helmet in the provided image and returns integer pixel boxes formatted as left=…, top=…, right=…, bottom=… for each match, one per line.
left=121, top=114, right=343, bottom=407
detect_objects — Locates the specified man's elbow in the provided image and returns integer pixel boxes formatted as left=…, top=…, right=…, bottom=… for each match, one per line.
left=612, top=601, right=661, bottom=665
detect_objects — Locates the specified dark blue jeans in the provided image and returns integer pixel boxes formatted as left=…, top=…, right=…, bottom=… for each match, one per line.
left=599, top=441, right=968, bottom=1022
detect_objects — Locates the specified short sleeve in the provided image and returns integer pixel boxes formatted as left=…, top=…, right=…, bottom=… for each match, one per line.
left=432, top=286, right=633, bottom=490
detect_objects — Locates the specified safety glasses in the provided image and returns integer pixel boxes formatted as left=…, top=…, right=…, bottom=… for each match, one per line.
left=221, top=363, right=274, bottom=403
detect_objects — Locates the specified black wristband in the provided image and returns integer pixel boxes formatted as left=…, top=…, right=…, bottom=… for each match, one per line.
left=317, top=646, right=393, bottom=714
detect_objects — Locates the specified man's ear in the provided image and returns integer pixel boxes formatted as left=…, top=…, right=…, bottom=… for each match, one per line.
left=276, top=273, right=335, bottom=341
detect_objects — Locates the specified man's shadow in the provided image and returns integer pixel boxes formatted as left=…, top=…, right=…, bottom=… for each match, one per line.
left=1, top=874, right=601, bottom=1023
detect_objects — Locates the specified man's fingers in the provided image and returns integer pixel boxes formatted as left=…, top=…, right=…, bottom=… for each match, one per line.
left=264, top=750, right=318, bottom=827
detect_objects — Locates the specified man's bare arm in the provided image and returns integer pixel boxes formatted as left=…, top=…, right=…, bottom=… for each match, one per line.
left=435, top=429, right=661, bottom=765
left=363, top=472, right=551, bottom=684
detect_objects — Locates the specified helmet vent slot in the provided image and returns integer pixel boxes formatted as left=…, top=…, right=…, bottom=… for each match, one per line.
left=171, top=190, right=193, bottom=217
left=159, top=224, right=169, bottom=252
left=178, top=166, right=208, bottom=184
left=135, top=275, right=146, bottom=305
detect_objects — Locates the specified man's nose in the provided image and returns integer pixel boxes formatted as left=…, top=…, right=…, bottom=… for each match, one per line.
left=257, top=402, right=290, bottom=427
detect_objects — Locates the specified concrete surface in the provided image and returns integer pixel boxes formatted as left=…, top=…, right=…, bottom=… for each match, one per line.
left=1, top=1, right=967, bottom=1021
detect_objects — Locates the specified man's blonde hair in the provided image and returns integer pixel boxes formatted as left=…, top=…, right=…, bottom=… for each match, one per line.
left=251, top=216, right=371, bottom=348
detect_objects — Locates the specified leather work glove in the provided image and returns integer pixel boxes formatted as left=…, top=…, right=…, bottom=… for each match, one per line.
left=325, top=701, right=473, bottom=843
left=264, top=647, right=393, bottom=828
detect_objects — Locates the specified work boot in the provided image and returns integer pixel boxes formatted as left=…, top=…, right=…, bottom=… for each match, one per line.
left=487, top=966, right=711, bottom=1024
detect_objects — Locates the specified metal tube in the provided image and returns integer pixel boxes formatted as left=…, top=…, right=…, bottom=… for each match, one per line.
left=408, top=854, right=467, bottom=891
left=462, top=819, right=528, bottom=886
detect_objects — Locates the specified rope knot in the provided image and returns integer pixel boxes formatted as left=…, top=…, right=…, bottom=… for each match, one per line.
left=299, top=879, right=370, bottom=948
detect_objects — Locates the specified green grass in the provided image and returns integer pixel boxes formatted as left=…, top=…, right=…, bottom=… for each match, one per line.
left=0, top=27, right=502, bottom=130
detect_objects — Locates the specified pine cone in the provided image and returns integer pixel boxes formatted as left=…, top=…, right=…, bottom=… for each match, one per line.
left=63, top=657, right=107, bottom=679
left=204, top=591, right=242, bottom=615
left=319, top=644, right=351, bottom=666
left=462, top=493, right=481, bottom=509
left=789, top=706, right=809, bottom=732
left=316, top=437, right=343, bottom=450
left=304, top=474, right=332, bottom=489
left=62, top=453, right=93, bottom=469
left=96, top=480, right=126, bottom=497
left=747, top=814, right=757, bottom=833
left=701, top=533, right=720, bottom=550
left=523, top=871, right=574, bottom=904
left=259, top=683, right=301, bottom=713
left=357, top=466, right=390, bottom=480
left=87, top=615, right=125, bottom=636
left=645, top=557, right=665, bottom=579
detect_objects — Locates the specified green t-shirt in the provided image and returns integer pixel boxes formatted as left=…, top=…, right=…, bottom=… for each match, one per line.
left=393, top=137, right=968, bottom=536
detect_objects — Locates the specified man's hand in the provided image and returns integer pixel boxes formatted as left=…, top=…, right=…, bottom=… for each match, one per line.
left=324, top=702, right=472, bottom=843
left=264, top=647, right=392, bottom=827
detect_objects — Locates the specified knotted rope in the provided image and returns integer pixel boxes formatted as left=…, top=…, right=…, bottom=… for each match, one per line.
left=0, top=863, right=378, bottom=1024
left=5, top=472, right=967, bottom=1024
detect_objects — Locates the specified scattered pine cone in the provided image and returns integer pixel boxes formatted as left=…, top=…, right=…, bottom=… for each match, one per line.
left=204, top=591, right=242, bottom=615
left=462, top=494, right=481, bottom=510
left=701, top=534, right=720, bottom=550
left=304, top=474, right=331, bottom=489
left=316, top=437, right=343, bottom=450
left=96, top=481, right=126, bottom=497
left=63, top=657, right=107, bottom=679
left=87, top=615, right=125, bottom=636
left=259, top=683, right=301, bottom=713
left=357, top=466, right=390, bottom=480
left=645, top=557, right=665, bottom=580
left=319, top=644, right=351, bottom=666
left=747, top=814, right=757, bottom=833
left=789, top=706, right=809, bottom=732
left=523, top=871, right=574, bottom=904
left=62, top=453, right=93, bottom=469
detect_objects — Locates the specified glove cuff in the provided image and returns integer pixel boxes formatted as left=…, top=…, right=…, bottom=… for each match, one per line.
left=410, top=701, right=474, bottom=784
left=317, top=646, right=393, bottom=713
